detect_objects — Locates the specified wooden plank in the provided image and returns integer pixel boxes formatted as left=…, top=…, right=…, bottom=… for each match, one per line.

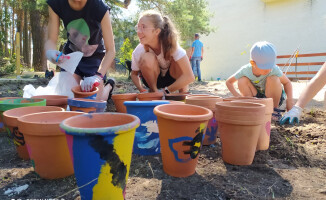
left=285, top=71, right=318, bottom=75
left=277, top=62, right=324, bottom=66
left=277, top=52, right=326, bottom=59
left=288, top=77, right=313, bottom=81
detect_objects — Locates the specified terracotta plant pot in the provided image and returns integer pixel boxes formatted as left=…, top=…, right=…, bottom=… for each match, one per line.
left=186, top=96, right=223, bottom=145
left=231, top=98, right=274, bottom=150
left=0, top=98, right=46, bottom=134
left=137, top=92, right=164, bottom=101
left=186, top=94, right=212, bottom=98
left=154, top=104, right=213, bottom=177
left=124, top=100, right=170, bottom=155
left=223, top=96, right=257, bottom=101
left=68, top=98, right=107, bottom=113
left=71, top=85, right=99, bottom=99
left=32, top=95, right=68, bottom=110
left=18, top=111, right=83, bottom=179
left=60, top=113, right=140, bottom=200
left=3, top=106, right=64, bottom=160
left=215, top=102, right=265, bottom=165
left=112, top=93, right=137, bottom=113
left=0, top=97, right=20, bottom=133
left=165, top=93, right=188, bottom=102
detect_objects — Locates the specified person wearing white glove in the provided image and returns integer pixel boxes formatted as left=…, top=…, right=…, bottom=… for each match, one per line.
left=81, top=74, right=102, bottom=92
left=280, top=62, right=326, bottom=125
left=45, top=0, right=116, bottom=101
left=46, top=50, right=70, bottom=65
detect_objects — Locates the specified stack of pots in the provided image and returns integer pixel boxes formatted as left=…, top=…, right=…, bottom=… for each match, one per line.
left=215, top=101, right=265, bottom=165
left=3, top=106, right=64, bottom=160
left=185, top=95, right=223, bottom=145
left=231, top=98, right=274, bottom=150
left=154, top=104, right=212, bottom=177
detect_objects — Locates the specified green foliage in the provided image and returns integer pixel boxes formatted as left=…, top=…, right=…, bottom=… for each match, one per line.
left=117, top=38, right=133, bottom=63
left=137, top=0, right=214, bottom=48
left=0, top=57, right=16, bottom=75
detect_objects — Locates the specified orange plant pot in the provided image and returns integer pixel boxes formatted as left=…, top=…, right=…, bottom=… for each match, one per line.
left=68, top=98, right=107, bottom=113
left=18, top=111, right=83, bottom=179
left=137, top=92, right=164, bottom=101
left=186, top=95, right=223, bottom=145
left=223, top=96, right=257, bottom=101
left=165, top=93, right=188, bottom=102
left=3, top=106, right=64, bottom=160
left=111, top=93, right=137, bottom=113
left=32, top=95, right=68, bottom=110
left=231, top=98, right=274, bottom=150
left=71, top=86, right=99, bottom=99
left=154, top=104, right=212, bottom=177
left=215, top=102, right=265, bottom=165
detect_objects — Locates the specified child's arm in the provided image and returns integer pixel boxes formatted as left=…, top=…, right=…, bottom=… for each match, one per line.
left=280, top=74, right=294, bottom=111
left=226, top=76, right=241, bottom=97
left=130, top=70, right=146, bottom=92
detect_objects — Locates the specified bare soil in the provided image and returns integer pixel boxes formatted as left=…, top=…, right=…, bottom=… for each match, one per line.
left=0, top=78, right=325, bottom=200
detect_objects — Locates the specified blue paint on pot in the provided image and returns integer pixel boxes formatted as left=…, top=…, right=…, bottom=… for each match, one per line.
left=124, top=100, right=170, bottom=155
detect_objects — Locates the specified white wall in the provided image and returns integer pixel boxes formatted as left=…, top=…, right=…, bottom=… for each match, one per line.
left=201, top=0, right=326, bottom=80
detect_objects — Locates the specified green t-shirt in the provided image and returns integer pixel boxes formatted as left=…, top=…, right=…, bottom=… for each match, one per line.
left=234, top=63, right=283, bottom=93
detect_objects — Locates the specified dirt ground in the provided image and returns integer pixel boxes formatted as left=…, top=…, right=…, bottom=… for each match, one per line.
left=0, top=78, right=325, bottom=200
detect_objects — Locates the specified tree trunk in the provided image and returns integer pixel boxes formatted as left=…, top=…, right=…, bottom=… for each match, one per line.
left=30, top=0, right=46, bottom=71
left=0, top=0, right=3, bottom=54
left=11, top=7, right=15, bottom=58
left=4, top=0, right=9, bottom=57
left=23, top=10, right=30, bottom=66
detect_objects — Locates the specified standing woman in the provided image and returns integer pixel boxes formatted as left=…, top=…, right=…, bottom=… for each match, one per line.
left=45, top=0, right=115, bottom=100
left=131, top=10, right=195, bottom=94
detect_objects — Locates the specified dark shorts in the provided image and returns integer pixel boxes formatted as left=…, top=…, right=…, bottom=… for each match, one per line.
left=256, top=89, right=286, bottom=107
left=61, top=54, right=106, bottom=80
left=141, top=69, right=176, bottom=89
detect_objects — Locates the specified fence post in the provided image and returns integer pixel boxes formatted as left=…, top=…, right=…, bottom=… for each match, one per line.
left=16, top=32, right=20, bottom=76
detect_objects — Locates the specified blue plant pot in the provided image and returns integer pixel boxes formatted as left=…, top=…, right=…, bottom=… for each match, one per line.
left=124, top=100, right=170, bottom=155
left=68, top=98, right=107, bottom=113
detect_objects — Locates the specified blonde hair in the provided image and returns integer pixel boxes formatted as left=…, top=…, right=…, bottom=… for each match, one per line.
left=140, top=10, right=178, bottom=60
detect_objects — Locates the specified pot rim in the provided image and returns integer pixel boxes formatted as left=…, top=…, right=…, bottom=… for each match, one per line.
left=0, top=98, right=46, bottom=111
left=154, top=104, right=213, bottom=121
left=124, top=100, right=170, bottom=107
left=71, top=86, right=99, bottom=95
left=111, top=93, right=138, bottom=100
left=60, top=112, right=140, bottom=136
left=68, top=98, right=107, bottom=108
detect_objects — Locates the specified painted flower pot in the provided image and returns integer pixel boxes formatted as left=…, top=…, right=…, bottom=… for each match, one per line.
left=112, top=93, right=137, bottom=113
left=60, top=113, right=140, bottom=200
left=231, top=98, right=274, bottom=150
left=154, top=104, right=213, bottom=177
left=124, top=101, right=170, bottom=155
left=0, top=98, right=46, bottom=134
left=215, top=102, right=265, bottom=165
left=32, top=95, right=68, bottom=110
left=3, top=106, right=64, bottom=160
left=223, top=96, right=257, bottom=101
left=137, top=92, right=164, bottom=101
left=186, top=96, right=223, bottom=145
left=165, top=93, right=188, bottom=102
left=18, top=111, right=83, bottom=179
left=71, top=85, right=99, bottom=99
left=0, top=97, right=20, bottom=133
left=68, top=98, right=107, bottom=113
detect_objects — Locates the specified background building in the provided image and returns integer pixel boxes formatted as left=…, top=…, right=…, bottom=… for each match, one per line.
left=201, top=0, right=326, bottom=80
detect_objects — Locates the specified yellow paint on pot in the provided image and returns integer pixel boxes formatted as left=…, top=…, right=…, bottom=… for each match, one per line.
left=92, top=128, right=136, bottom=200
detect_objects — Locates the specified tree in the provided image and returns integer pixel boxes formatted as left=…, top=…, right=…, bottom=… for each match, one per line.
left=117, top=38, right=133, bottom=64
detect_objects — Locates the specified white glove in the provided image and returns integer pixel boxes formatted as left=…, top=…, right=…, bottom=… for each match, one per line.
left=81, top=75, right=102, bottom=92
left=46, top=50, right=69, bottom=65
left=279, top=105, right=303, bottom=125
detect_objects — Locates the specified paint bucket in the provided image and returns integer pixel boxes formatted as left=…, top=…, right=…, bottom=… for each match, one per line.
left=68, top=98, right=107, bottom=113
left=154, top=104, right=212, bottom=177
left=60, top=113, right=140, bottom=200
left=124, top=100, right=170, bottom=155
